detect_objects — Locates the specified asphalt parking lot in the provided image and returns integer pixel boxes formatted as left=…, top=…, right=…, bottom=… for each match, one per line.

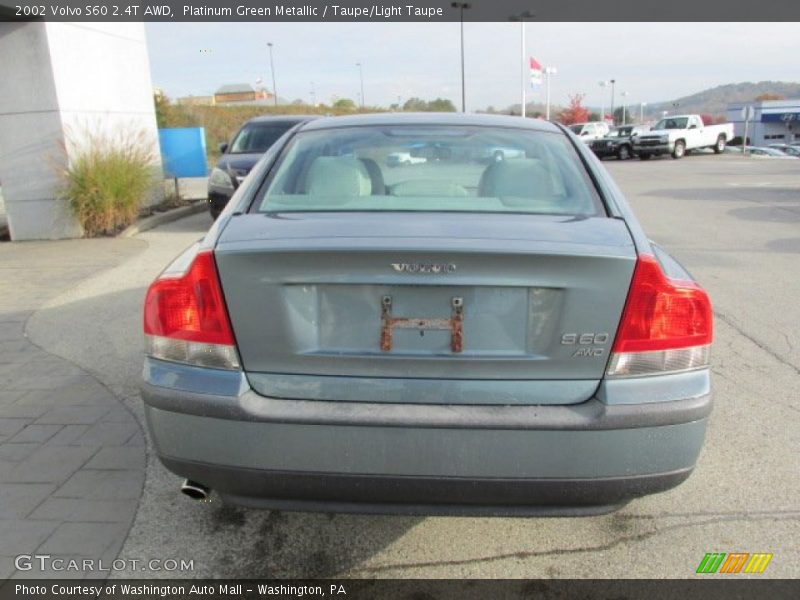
left=4, top=153, right=799, bottom=579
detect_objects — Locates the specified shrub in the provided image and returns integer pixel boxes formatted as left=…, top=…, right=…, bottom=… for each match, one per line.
left=59, top=128, right=159, bottom=237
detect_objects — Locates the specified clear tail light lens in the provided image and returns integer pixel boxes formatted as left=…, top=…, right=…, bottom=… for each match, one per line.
left=607, top=255, right=712, bottom=378
left=143, top=250, right=240, bottom=370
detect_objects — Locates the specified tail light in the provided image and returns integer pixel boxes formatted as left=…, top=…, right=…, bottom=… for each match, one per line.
left=143, top=250, right=240, bottom=370
left=607, top=254, right=712, bottom=377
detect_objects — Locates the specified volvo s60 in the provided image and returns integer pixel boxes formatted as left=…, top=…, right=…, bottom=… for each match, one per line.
left=142, top=113, right=713, bottom=516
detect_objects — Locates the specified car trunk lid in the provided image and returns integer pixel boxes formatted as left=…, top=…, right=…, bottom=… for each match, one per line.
left=214, top=212, right=636, bottom=405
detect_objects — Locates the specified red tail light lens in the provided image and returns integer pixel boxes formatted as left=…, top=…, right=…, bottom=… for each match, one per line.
left=144, top=250, right=239, bottom=369
left=607, top=255, right=712, bottom=378
left=613, top=255, right=712, bottom=353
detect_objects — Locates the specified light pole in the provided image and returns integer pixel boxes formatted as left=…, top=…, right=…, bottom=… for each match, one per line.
left=598, top=81, right=608, bottom=122
left=310, top=81, right=316, bottom=107
left=621, top=91, right=629, bottom=125
left=640, top=102, right=647, bottom=124
left=356, top=62, right=365, bottom=109
left=609, top=79, right=616, bottom=123
left=267, top=42, right=278, bottom=107
left=451, top=2, right=471, bottom=112
left=509, top=10, right=534, bottom=118
left=544, top=66, right=557, bottom=120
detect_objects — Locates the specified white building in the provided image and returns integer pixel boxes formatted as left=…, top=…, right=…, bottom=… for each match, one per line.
left=726, top=99, right=800, bottom=146
left=0, top=20, right=161, bottom=240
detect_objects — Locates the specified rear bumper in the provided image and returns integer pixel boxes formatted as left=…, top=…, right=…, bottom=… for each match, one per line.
left=141, top=359, right=711, bottom=515
left=160, top=457, right=692, bottom=516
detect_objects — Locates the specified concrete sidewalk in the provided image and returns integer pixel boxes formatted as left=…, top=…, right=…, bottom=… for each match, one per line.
left=0, top=238, right=146, bottom=579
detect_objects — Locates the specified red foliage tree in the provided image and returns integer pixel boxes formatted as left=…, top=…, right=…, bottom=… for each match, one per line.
left=700, top=113, right=714, bottom=126
left=558, top=93, right=591, bottom=125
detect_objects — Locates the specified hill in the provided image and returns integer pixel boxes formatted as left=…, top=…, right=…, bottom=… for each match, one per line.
left=646, top=81, right=800, bottom=117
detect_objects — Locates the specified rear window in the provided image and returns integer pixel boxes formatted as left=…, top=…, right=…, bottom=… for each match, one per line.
left=255, top=125, right=603, bottom=216
left=230, top=123, right=295, bottom=154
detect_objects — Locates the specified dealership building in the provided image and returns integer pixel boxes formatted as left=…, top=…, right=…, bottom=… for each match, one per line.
left=726, top=99, right=800, bottom=146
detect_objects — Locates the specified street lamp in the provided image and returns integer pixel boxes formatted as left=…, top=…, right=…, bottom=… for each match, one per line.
left=509, top=10, right=535, bottom=118
left=544, top=66, right=557, bottom=120
left=310, top=81, right=316, bottom=107
left=640, top=102, right=647, bottom=124
left=609, top=79, right=616, bottom=122
left=598, top=81, right=609, bottom=122
left=451, top=2, right=472, bottom=112
left=355, top=62, right=365, bottom=109
left=621, top=91, right=629, bottom=125
left=267, top=42, right=278, bottom=107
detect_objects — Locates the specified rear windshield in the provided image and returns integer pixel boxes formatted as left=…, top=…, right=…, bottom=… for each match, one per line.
left=229, top=123, right=296, bottom=154
left=255, top=125, right=603, bottom=215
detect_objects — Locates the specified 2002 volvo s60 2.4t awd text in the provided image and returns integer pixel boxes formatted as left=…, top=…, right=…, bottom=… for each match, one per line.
left=141, top=113, right=713, bottom=516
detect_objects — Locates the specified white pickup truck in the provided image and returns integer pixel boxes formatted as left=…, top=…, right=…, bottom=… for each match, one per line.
left=632, top=114, right=734, bottom=160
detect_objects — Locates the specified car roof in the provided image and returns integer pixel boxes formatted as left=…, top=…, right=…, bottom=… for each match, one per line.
left=245, top=115, right=317, bottom=125
left=297, top=112, right=563, bottom=134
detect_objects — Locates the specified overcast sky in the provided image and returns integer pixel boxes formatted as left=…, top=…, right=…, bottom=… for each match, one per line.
left=145, top=22, right=799, bottom=111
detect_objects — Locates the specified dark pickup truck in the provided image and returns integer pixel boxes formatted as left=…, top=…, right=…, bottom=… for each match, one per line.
left=589, top=125, right=645, bottom=160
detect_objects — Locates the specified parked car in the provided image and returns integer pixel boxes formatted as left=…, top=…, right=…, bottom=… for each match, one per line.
left=208, top=116, right=314, bottom=218
left=748, top=146, right=797, bottom=158
left=589, top=125, right=646, bottom=160
left=568, top=121, right=611, bottom=143
left=767, top=144, right=800, bottom=157
left=386, top=151, right=428, bottom=166
left=142, top=113, right=713, bottom=516
left=632, top=114, right=734, bottom=159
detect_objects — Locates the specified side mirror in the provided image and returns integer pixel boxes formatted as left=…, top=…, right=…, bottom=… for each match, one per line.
left=218, top=142, right=229, bottom=154
left=581, top=131, right=589, bottom=136
left=649, top=127, right=654, bottom=131
left=689, top=124, right=697, bottom=130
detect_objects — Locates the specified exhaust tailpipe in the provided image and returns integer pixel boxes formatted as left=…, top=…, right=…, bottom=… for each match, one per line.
left=180, top=479, right=210, bottom=501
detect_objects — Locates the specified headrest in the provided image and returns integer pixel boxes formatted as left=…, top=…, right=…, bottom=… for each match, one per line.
left=479, top=159, right=554, bottom=198
left=305, top=156, right=373, bottom=196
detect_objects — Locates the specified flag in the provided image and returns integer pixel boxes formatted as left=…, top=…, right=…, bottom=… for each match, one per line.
left=529, top=57, right=543, bottom=87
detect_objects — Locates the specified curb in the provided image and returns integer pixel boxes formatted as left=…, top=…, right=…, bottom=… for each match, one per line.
left=119, top=200, right=208, bottom=238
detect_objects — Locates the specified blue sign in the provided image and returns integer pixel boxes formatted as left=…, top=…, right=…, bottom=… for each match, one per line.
left=761, top=112, right=800, bottom=123
left=158, top=128, right=208, bottom=178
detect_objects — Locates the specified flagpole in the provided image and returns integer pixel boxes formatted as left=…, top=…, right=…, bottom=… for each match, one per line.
left=545, top=69, right=551, bottom=120
left=520, top=21, right=526, bottom=118
left=510, top=11, right=534, bottom=118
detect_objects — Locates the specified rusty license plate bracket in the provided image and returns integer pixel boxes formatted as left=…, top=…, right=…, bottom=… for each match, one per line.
left=380, top=295, right=464, bottom=353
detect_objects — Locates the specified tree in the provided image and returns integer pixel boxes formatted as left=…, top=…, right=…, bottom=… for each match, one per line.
left=402, top=97, right=428, bottom=111
left=558, top=93, right=590, bottom=125
left=153, top=92, right=170, bottom=128
left=333, top=98, right=356, bottom=110
left=755, top=93, right=785, bottom=102
left=402, top=97, right=456, bottom=112
left=700, top=113, right=714, bottom=126
left=426, top=98, right=457, bottom=112
left=613, top=106, right=628, bottom=125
